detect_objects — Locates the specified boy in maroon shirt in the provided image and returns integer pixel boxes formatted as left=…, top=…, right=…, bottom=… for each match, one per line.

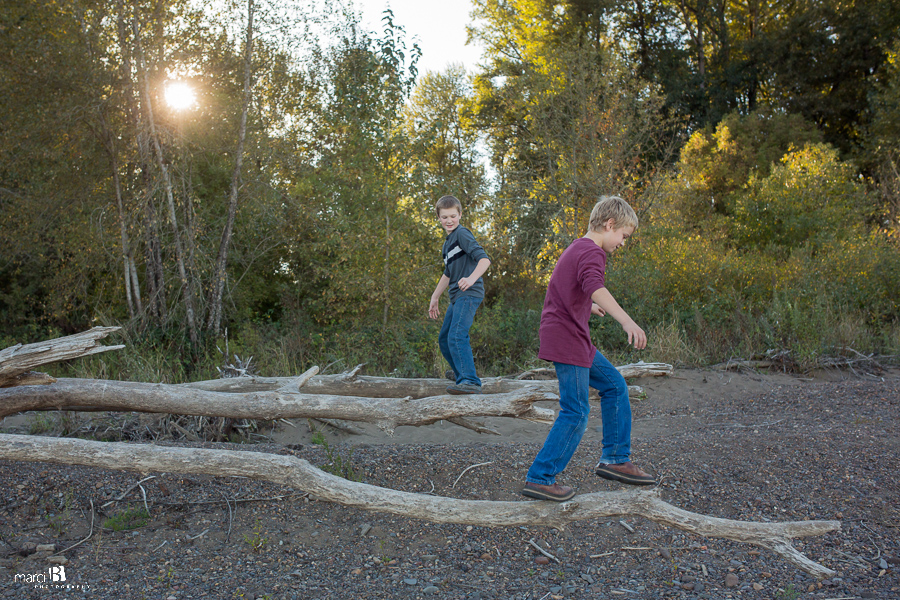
left=522, top=196, right=655, bottom=502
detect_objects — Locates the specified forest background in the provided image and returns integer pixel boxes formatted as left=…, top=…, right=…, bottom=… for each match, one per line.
left=1, top=0, right=899, bottom=383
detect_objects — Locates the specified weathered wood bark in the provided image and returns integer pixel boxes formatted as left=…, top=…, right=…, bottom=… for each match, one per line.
left=0, top=434, right=839, bottom=578
left=185, top=362, right=673, bottom=398
left=0, top=379, right=556, bottom=433
left=0, top=327, right=124, bottom=388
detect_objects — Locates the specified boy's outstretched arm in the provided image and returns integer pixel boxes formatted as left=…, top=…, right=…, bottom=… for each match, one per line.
left=591, top=287, right=647, bottom=349
left=457, top=258, right=491, bottom=292
left=429, top=275, right=451, bottom=319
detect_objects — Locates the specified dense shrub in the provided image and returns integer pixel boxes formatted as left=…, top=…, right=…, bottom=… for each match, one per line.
left=729, top=144, right=869, bottom=250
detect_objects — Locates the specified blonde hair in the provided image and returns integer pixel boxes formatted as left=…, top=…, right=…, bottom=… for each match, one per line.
left=435, top=195, right=463, bottom=216
left=588, top=195, right=638, bottom=232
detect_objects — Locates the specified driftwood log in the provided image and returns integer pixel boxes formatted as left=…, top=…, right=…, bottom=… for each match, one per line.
left=0, top=330, right=673, bottom=433
left=0, top=433, right=839, bottom=578
left=0, top=376, right=557, bottom=434
left=0, top=326, right=124, bottom=388
left=184, top=362, right=674, bottom=398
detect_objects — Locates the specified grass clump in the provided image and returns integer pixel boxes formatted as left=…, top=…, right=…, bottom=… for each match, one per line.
left=103, top=508, right=150, bottom=531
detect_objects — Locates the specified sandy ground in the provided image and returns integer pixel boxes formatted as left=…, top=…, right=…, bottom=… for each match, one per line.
left=0, top=366, right=898, bottom=600
left=267, top=367, right=850, bottom=447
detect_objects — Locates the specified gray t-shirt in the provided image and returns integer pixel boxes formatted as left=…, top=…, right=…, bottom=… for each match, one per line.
left=442, top=225, right=489, bottom=302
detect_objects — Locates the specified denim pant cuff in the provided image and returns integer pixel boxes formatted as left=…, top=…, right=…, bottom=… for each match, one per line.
left=525, top=478, right=554, bottom=486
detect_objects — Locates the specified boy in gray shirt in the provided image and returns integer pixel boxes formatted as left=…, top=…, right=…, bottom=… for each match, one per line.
left=428, top=196, right=491, bottom=394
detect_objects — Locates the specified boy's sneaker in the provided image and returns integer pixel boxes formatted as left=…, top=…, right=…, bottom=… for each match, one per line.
left=594, top=461, right=656, bottom=486
left=445, top=370, right=456, bottom=381
left=521, top=482, right=575, bottom=502
left=446, top=383, right=482, bottom=395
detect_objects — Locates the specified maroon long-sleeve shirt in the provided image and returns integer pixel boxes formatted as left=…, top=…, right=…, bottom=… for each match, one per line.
left=537, top=238, right=607, bottom=367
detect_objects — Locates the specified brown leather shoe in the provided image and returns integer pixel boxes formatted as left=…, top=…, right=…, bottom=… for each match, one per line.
left=521, top=482, right=575, bottom=502
left=595, top=461, right=656, bottom=486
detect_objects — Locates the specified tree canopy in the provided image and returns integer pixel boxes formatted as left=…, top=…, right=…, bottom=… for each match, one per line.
left=0, top=0, right=898, bottom=373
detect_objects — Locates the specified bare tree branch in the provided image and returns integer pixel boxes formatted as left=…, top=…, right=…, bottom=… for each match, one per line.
left=0, top=327, right=124, bottom=388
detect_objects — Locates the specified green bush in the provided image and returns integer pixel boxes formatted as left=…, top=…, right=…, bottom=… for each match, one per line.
left=729, top=143, right=869, bottom=250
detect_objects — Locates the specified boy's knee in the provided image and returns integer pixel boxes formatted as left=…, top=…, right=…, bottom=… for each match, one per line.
left=564, top=405, right=591, bottom=425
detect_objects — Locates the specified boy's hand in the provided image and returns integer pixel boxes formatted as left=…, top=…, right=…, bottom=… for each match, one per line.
left=623, top=321, right=647, bottom=349
left=428, top=298, right=440, bottom=319
left=591, top=303, right=606, bottom=317
left=457, top=276, right=474, bottom=291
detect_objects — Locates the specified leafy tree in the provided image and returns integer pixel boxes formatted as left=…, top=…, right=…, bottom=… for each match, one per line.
left=402, top=65, right=489, bottom=222
left=866, top=41, right=900, bottom=238
left=728, top=143, right=868, bottom=250
left=0, top=0, right=317, bottom=345
left=280, top=13, right=430, bottom=326
left=758, top=0, right=900, bottom=154
left=673, top=108, right=822, bottom=223
left=469, top=0, right=675, bottom=279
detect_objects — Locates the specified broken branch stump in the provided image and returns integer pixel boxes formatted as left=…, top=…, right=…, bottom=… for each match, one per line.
left=0, top=327, right=123, bottom=388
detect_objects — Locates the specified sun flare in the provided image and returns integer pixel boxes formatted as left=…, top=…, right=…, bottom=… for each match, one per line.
left=165, top=82, right=196, bottom=110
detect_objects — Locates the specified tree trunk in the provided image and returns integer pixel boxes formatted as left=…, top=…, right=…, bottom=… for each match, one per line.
left=132, top=17, right=200, bottom=345
left=0, top=434, right=839, bottom=578
left=208, top=0, right=254, bottom=334
left=383, top=209, right=390, bottom=327
left=104, top=124, right=138, bottom=320
left=116, top=0, right=148, bottom=323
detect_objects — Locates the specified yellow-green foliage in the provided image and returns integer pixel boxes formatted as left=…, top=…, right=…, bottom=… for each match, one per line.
left=729, top=144, right=868, bottom=250
left=613, top=210, right=899, bottom=365
left=674, top=109, right=822, bottom=222
left=613, top=128, right=899, bottom=366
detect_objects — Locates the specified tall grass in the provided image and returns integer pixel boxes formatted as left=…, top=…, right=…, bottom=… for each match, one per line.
left=28, top=225, right=900, bottom=381
left=45, top=290, right=898, bottom=384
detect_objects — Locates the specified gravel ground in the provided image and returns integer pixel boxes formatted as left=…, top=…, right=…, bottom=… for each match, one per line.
left=0, top=368, right=898, bottom=600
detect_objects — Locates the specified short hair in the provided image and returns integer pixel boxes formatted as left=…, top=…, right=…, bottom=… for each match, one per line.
left=588, top=195, right=638, bottom=232
left=435, top=195, right=463, bottom=216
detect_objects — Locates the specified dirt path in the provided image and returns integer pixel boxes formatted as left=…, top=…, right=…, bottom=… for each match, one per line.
left=1, top=368, right=898, bottom=599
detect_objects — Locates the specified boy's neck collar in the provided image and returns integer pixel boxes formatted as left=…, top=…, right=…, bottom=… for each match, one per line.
left=583, top=230, right=604, bottom=247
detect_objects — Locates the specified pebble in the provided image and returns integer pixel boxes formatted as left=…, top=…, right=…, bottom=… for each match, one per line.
left=403, top=578, right=417, bottom=585
left=423, top=585, right=439, bottom=594
left=725, top=573, right=740, bottom=587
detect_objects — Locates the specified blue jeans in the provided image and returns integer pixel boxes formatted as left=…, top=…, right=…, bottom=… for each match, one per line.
left=526, top=350, right=632, bottom=485
left=438, top=296, right=482, bottom=386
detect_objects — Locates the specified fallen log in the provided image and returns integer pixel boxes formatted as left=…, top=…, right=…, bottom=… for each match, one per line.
left=0, top=433, right=838, bottom=578
left=0, top=327, right=124, bottom=388
left=184, top=361, right=673, bottom=398
left=0, top=378, right=556, bottom=434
